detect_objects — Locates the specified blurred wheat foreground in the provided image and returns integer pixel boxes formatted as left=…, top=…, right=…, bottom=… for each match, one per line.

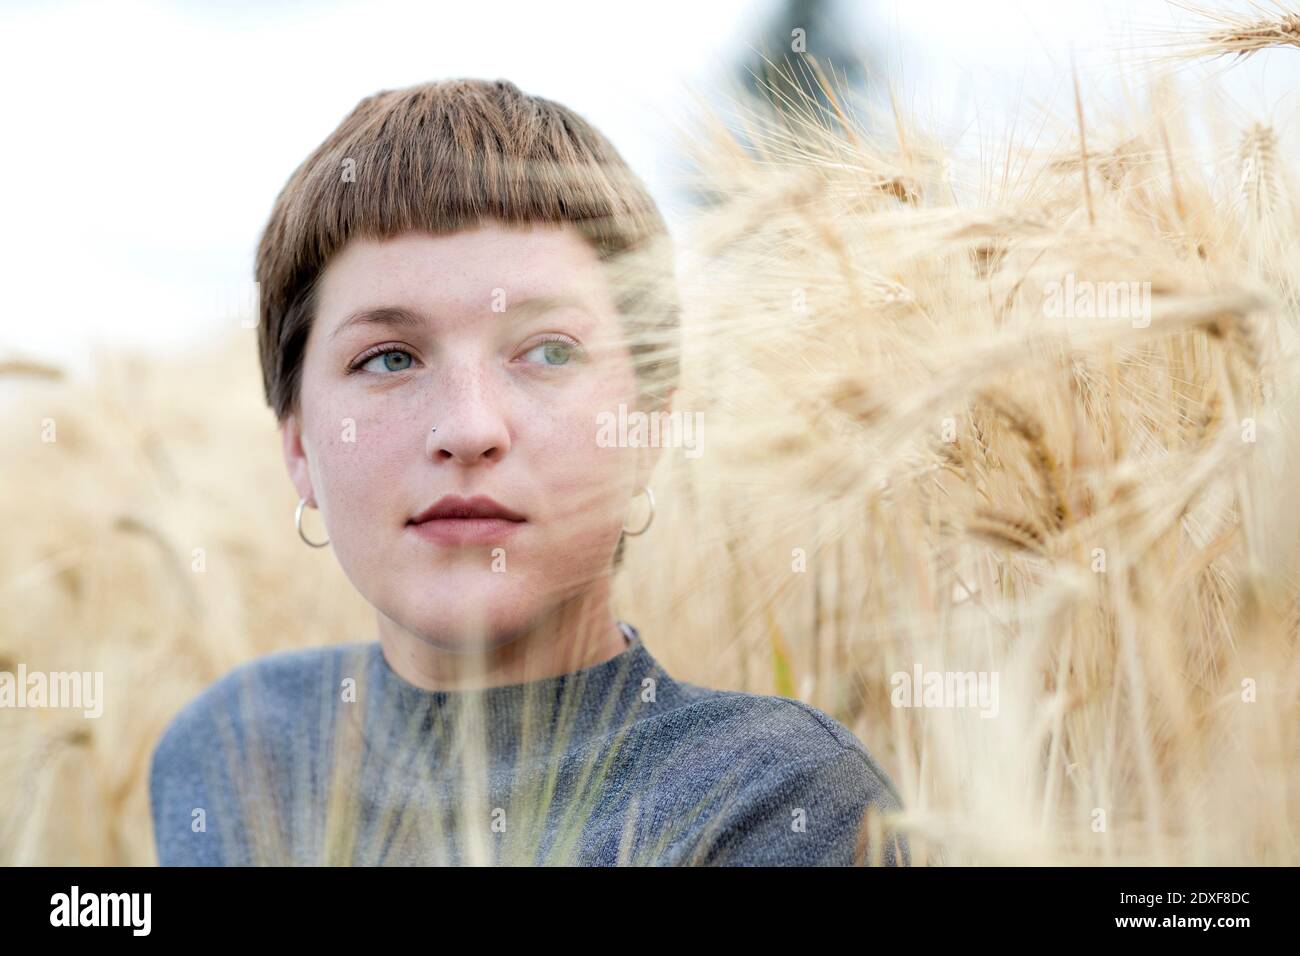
left=2, top=5, right=1299, bottom=865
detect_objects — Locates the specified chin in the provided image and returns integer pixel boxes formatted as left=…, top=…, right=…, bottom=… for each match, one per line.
left=390, top=572, right=546, bottom=648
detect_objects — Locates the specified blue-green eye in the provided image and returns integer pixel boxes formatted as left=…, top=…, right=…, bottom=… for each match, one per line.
left=356, top=349, right=414, bottom=373
left=523, top=339, right=581, bottom=366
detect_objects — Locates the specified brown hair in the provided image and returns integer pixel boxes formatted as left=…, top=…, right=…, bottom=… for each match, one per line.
left=256, top=78, right=678, bottom=421
left=255, top=78, right=679, bottom=564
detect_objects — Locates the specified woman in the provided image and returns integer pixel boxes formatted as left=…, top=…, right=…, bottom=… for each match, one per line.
left=148, top=78, right=907, bottom=866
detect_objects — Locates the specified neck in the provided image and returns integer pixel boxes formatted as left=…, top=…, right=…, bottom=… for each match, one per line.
left=375, top=579, right=628, bottom=692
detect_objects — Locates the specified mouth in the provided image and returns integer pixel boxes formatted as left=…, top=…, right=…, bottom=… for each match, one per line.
left=407, top=494, right=527, bottom=547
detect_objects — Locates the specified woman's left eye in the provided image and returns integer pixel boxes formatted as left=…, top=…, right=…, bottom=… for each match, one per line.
left=522, top=339, right=583, bottom=366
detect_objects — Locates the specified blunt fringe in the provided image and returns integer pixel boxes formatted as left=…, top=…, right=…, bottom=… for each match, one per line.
left=255, top=77, right=680, bottom=426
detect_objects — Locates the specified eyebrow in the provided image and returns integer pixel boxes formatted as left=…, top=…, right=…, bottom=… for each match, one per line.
left=328, top=294, right=594, bottom=343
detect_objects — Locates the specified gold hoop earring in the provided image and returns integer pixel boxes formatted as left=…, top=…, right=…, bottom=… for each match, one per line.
left=621, top=486, right=655, bottom=536
left=295, top=496, right=330, bottom=548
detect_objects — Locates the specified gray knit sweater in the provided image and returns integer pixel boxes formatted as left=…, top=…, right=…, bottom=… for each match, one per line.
left=149, top=621, right=908, bottom=865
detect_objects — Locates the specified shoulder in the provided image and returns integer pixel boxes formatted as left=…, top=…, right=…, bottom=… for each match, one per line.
left=151, top=643, right=362, bottom=760
left=643, top=680, right=909, bottom=863
left=665, top=680, right=899, bottom=794
left=148, top=642, right=366, bottom=865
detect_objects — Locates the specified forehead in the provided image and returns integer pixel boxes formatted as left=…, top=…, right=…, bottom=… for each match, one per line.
left=315, top=224, right=611, bottom=321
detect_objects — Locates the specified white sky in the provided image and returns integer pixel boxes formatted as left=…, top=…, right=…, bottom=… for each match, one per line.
left=1, top=0, right=1294, bottom=377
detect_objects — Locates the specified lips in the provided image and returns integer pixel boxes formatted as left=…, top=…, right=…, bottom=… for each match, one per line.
left=409, top=494, right=526, bottom=525
left=407, top=494, right=527, bottom=547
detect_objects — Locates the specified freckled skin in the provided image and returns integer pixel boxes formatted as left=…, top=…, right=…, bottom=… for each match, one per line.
left=279, top=222, right=662, bottom=655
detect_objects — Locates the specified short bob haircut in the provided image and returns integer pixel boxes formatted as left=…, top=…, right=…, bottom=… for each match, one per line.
left=255, top=78, right=682, bottom=567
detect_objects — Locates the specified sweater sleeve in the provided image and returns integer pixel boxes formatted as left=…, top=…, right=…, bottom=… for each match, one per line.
left=690, top=745, right=910, bottom=866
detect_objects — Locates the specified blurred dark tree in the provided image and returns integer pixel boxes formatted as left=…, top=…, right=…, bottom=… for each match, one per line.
left=743, top=0, right=872, bottom=132
left=684, top=0, right=879, bottom=208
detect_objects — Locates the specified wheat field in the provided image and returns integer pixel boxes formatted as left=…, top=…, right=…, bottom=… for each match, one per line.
left=1, top=4, right=1298, bottom=865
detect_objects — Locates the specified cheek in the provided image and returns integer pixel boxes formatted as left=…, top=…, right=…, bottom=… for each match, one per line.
left=548, top=423, right=626, bottom=529
left=533, top=375, right=637, bottom=532
left=307, top=402, right=409, bottom=537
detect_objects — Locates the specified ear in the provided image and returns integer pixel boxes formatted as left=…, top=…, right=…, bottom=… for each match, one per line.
left=280, top=412, right=317, bottom=505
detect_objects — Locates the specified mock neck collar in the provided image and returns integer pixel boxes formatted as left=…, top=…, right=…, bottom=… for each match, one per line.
left=360, top=621, right=662, bottom=746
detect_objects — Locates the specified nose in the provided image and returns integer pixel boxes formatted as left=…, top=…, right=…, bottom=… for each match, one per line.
left=426, top=363, right=512, bottom=465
